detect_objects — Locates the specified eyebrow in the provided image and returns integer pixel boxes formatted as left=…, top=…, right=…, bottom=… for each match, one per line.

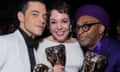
left=31, top=10, right=40, bottom=13
left=31, top=10, right=47, bottom=16
left=64, top=18, right=70, bottom=20
left=50, top=18, right=70, bottom=20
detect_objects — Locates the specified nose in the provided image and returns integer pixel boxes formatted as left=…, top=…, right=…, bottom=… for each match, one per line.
left=39, top=16, right=46, bottom=25
left=77, top=27, right=84, bottom=35
left=57, top=23, right=62, bottom=30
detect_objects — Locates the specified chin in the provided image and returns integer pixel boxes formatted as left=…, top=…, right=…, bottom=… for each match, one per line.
left=35, top=32, right=43, bottom=36
left=57, top=39, right=65, bottom=43
left=80, top=42, right=89, bottom=47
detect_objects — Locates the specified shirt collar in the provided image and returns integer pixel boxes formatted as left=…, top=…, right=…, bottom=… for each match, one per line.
left=18, top=28, right=39, bottom=50
left=89, top=36, right=105, bottom=54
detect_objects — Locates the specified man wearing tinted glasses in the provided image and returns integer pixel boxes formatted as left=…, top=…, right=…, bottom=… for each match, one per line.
left=75, top=4, right=120, bottom=72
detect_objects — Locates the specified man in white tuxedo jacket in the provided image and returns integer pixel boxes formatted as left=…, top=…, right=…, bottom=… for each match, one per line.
left=0, top=0, right=47, bottom=72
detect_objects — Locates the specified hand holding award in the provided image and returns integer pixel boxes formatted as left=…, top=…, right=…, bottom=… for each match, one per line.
left=83, top=51, right=108, bottom=72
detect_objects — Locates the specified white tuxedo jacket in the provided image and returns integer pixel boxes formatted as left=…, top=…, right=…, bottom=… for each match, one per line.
left=0, top=30, right=38, bottom=72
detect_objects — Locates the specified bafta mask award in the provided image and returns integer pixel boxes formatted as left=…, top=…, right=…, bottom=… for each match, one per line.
left=33, top=64, right=49, bottom=72
left=83, top=51, right=108, bottom=72
left=45, top=44, right=66, bottom=67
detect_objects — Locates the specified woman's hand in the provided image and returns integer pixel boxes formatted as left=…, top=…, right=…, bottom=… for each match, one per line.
left=50, top=64, right=65, bottom=72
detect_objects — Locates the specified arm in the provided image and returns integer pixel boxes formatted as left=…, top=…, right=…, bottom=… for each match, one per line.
left=0, top=39, right=7, bottom=70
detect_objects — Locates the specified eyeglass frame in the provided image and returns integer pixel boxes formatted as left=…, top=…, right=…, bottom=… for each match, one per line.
left=76, top=22, right=101, bottom=32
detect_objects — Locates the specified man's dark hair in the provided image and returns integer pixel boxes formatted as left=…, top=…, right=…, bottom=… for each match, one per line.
left=17, top=0, right=47, bottom=14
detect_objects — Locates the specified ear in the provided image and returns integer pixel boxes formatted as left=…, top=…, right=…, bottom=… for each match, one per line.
left=17, top=11, right=24, bottom=22
left=99, top=24, right=105, bottom=34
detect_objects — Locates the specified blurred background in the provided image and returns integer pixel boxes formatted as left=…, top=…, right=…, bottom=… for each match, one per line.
left=0, top=0, right=119, bottom=39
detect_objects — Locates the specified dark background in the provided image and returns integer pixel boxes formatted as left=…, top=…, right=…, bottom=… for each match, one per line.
left=0, top=0, right=120, bottom=23
left=0, top=0, right=119, bottom=38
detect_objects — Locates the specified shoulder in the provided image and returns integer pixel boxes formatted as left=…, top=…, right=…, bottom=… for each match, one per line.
left=38, top=36, right=60, bottom=49
left=106, top=37, right=120, bottom=50
left=0, top=43, right=7, bottom=69
left=70, top=37, right=78, bottom=42
left=103, top=37, right=120, bottom=58
left=0, top=30, right=19, bottom=39
left=64, top=37, right=81, bottom=49
left=39, top=36, right=54, bottom=44
left=0, top=30, right=22, bottom=44
left=67, top=37, right=78, bottom=43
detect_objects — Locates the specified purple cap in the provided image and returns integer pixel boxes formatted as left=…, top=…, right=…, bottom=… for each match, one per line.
left=75, top=4, right=110, bottom=28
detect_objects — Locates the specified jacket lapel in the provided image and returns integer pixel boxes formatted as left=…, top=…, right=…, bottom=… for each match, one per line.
left=15, top=30, right=30, bottom=72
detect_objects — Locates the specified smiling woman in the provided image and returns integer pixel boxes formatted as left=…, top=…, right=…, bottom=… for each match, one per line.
left=37, top=0, right=84, bottom=72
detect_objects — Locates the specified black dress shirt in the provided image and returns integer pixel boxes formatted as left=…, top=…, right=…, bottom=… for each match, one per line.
left=19, top=28, right=39, bottom=72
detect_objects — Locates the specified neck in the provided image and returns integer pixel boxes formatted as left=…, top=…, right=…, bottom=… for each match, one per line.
left=47, top=35, right=74, bottom=43
left=89, top=35, right=103, bottom=51
left=19, top=27, right=35, bottom=39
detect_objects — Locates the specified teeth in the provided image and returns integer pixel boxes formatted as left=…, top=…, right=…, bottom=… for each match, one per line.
left=56, top=32, right=64, bottom=35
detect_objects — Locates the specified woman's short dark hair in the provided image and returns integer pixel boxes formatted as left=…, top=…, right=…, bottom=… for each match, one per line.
left=47, top=0, right=73, bottom=24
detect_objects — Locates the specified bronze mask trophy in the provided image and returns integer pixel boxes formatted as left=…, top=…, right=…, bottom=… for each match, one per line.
left=45, top=44, right=66, bottom=70
left=33, top=64, right=49, bottom=72
left=83, top=51, right=108, bottom=72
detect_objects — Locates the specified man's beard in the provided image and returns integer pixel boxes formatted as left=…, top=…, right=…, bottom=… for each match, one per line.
left=79, top=41, right=94, bottom=53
